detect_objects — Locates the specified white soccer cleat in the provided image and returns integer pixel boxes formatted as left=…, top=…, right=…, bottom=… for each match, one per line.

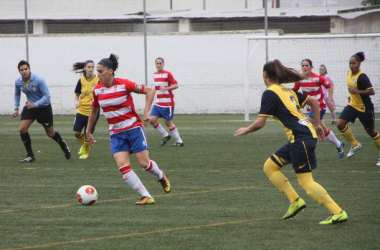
left=376, top=157, right=380, bottom=167
left=347, top=143, right=362, bottom=158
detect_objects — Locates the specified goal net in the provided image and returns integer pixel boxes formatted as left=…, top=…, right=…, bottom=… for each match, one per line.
left=244, top=34, right=380, bottom=121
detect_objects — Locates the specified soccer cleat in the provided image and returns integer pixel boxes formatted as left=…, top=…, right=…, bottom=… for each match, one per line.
left=337, top=141, right=344, bottom=159
left=78, top=145, right=84, bottom=155
left=62, top=140, right=71, bottom=160
left=283, top=198, right=306, bottom=220
left=135, top=196, right=155, bottom=205
left=347, top=143, right=362, bottom=158
left=158, top=170, right=171, bottom=193
left=79, top=153, right=89, bottom=159
left=20, top=156, right=36, bottom=163
left=172, top=142, right=184, bottom=147
left=160, top=135, right=171, bottom=146
left=319, top=210, right=348, bottom=225
left=376, top=157, right=380, bottom=167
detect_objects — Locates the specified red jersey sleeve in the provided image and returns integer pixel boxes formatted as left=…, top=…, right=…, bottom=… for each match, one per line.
left=123, top=79, right=145, bottom=94
left=92, top=89, right=100, bottom=108
left=293, top=82, right=300, bottom=91
left=167, top=72, right=177, bottom=85
left=320, top=75, right=331, bottom=88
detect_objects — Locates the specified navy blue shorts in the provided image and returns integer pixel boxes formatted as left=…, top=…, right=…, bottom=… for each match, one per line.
left=150, top=105, right=174, bottom=120
left=307, top=108, right=326, bottom=120
left=339, top=105, right=375, bottom=132
left=110, top=127, right=149, bottom=155
left=21, top=105, right=53, bottom=128
left=272, top=138, right=317, bottom=173
left=73, top=111, right=100, bottom=134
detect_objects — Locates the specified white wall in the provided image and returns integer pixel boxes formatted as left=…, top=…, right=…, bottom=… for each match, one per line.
left=1, top=32, right=379, bottom=115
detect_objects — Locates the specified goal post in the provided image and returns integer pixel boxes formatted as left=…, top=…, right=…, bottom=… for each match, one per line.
left=245, top=33, right=380, bottom=121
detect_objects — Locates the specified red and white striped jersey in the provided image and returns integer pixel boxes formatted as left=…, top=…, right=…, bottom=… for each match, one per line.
left=92, top=78, right=145, bottom=135
left=293, top=72, right=331, bottom=111
left=153, top=70, right=177, bottom=107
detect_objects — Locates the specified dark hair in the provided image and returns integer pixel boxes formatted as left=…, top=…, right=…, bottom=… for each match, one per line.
left=319, top=64, right=327, bottom=74
left=155, top=57, right=164, bottom=63
left=351, top=52, right=365, bottom=62
left=301, top=59, right=313, bottom=67
left=263, top=60, right=305, bottom=84
left=18, top=60, right=30, bottom=70
left=72, top=60, right=94, bottom=76
left=98, top=54, right=119, bottom=73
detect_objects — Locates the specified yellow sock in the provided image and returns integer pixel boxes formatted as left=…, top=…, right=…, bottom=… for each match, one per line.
left=76, top=134, right=86, bottom=145
left=371, top=133, right=380, bottom=156
left=340, top=125, right=359, bottom=147
left=297, top=172, right=342, bottom=215
left=263, top=157, right=299, bottom=203
left=83, top=142, right=91, bottom=155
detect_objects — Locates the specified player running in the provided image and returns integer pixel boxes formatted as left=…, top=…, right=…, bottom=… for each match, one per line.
left=86, top=54, right=171, bottom=205
left=294, top=59, right=344, bottom=158
left=319, top=64, right=337, bottom=124
left=234, top=59, right=348, bottom=225
left=336, top=52, right=380, bottom=166
left=149, top=57, right=184, bottom=147
left=72, top=60, right=100, bottom=159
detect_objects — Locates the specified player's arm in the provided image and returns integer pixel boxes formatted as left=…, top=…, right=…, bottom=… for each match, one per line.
left=13, top=81, right=21, bottom=117
left=161, top=84, right=178, bottom=91
left=349, top=74, right=374, bottom=95
left=85, top=107, right=99, bottom=146
left=234, top=116, right=267, bottom=137
left=305, top=96, right=325, bottom=142
left=74, top=79, right=81, bottom=108
left=327, top=84, right=335, bottom=110
left=140, top=85, right=155, bottom=125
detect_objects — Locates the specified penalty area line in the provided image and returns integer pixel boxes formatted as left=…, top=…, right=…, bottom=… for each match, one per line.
left=0, top=216, right=280, bottom=250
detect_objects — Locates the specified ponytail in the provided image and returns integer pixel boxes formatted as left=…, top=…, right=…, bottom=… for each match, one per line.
left=72, top=60, right=94, bottom=76
left=263, top=59, right=305, bottom=84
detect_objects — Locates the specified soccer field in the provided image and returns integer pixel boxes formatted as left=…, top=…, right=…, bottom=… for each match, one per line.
left=0, top=114, right=379, bottom=250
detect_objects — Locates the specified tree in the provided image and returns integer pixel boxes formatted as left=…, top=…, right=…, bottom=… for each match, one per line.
left=361, top=0, right=380, bottom=6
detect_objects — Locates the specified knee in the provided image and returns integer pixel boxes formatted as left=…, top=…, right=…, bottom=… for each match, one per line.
left=336, top=121, right=345, bottom=131
left=263, top=157, right=280, bottom=176
left=367, top=129, right=377, bottom=138
left=74, top=131, right=81, bottom=138
left=19, top=128, right=28, bottom=134
left=137, top=158, right=150, bottom=169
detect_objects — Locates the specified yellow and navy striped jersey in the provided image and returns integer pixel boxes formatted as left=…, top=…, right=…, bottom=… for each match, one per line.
left=347, top=70, right=374, bottom=112
left=258, top=84, right=317, bottom=143
left=74, top=75, right=99, bottom=116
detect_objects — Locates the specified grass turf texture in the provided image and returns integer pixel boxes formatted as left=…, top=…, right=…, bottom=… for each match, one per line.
left=0, top=114, right=379, bottom=250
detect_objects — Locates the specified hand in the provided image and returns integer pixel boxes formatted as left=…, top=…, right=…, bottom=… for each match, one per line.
left=327, top=100, right=335, bottom=111
left=159, top=86, right=167, bottom=91
left=85, top=134, right=97, bottom=146
left=143, top=115, right=150, bottom=126
left=234, top=127, right=249, bottom=137
left=12, top=110, right=19, bottom=117
left=75, top=101, right=80, bottom=108
left=25, top=101, right=35, bottom=109
left=314, top=125, right=325, bottom=142
left=348, top=87, right=358, bottom=94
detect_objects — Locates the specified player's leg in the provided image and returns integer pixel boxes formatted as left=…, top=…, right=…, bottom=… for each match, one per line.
left=19, top=113, right=35, bottom=163
left=358, top=111, right=380, bottom=166
left=111, top=131, right=154, bottom=205
left=330, top=99, right=337, bottom=124
left=73, top=113, right=86, bottom=156
left=163, top=107, right=183, bottom=147
left=149, top=105, right=170, bottom=146
left=132, top=127, right=171, bottom=193
left=39, top=106, right=71, bottom=160
left=337, top=106, right=361, bottom=157
left=264, top=143, right=305, bottom=219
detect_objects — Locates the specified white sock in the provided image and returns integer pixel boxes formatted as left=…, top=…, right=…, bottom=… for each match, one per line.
left=169, top=125, right=183, bottom=143
left=153, top=122, right=169, bottom=137
left=119, top=165, right=151, bottom=197
left=325, top=129, right=341, bottom=147
left=145, top=160, right=163, bottom=180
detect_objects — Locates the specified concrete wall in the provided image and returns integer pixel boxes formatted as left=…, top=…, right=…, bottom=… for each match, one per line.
left=1, top=32, right=379, bottom=116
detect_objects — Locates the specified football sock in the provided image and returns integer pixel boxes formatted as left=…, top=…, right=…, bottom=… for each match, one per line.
left=119, top=165, right=151, bottom=197
left=83, top=142, right=91, bottom=155
left=76, top=134, right=86, bottom=145
left=325, top=129, right=340, bottom=147
left=144, top=160, right=163, bottom=179
left=169, top=125, right=183, bottom=143
left=20, top=132, right=34, bottom=156
left=296, top=172, right=342, bottom=215
left=339, top=125, right=359, bottom=147
left=52, top=131, right=66, bottom=150
left=371, top=132, right=380, bottom=156
left=263, top=157, right=299, bottom=203
left=153, top=122, right=169, bottom=137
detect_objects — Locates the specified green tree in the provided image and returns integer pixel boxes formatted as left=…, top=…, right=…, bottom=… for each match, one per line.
left=361, top=0, right=380, bottom=6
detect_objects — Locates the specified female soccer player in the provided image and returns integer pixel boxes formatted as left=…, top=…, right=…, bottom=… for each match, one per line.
left=336, top=52, right=380, bottom=166
left=149, top=57, right=184, bottom=147
left=72, top=60, right=99, bottom=159
left=319, top=64, right=337, bottom=124
left=85, top=54, right=171, bottom=205
left=13, top=60, right=71, bottom=163
left=234, top=59, right=347, bottom=225
left=294, top=59, right=344, bottom=159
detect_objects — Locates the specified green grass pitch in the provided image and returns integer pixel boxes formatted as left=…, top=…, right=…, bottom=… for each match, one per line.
left=0, top=114, right=379, bottom=250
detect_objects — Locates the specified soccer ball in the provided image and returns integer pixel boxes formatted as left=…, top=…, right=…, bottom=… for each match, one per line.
left=76, top=185, right=98, bottom=205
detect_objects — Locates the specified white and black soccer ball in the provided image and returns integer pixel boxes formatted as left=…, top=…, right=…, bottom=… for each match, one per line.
left=76, top=185, right=98, bottom=205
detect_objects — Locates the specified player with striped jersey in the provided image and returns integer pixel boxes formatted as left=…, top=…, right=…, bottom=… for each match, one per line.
left=294, top=59, right=344, bottom=159
left=85, top=54, right=171, bottom=205
left=234, top=59, right=347, bottom=225
left=149, top=57, right=184, bottom=147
